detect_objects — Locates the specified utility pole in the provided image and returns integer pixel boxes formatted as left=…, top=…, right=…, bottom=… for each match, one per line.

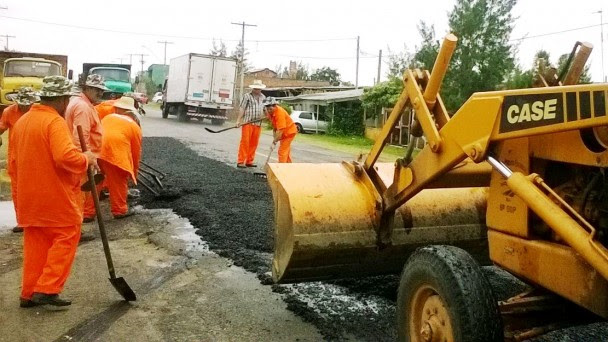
left=355, top=36, right=360, bottom=89
left=596, top=10, right=606, bottom=82
left=158, top=40, right=173, bottom=65
left=231, top=21, right=256, bottom=102
left=138, top=53, right=148, bottom=76
left=1, top=34, right=15, bottom=51
left=126, top=53, right=138, bottom=67
left=376, top=49, right=382, bottom=85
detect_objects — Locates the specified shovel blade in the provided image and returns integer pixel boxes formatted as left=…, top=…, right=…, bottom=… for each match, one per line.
left=109, top=277, right=137, bottom=301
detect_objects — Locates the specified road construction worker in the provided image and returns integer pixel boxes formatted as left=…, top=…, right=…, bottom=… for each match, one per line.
left=95, top=98, right=118, bottom=121
left=0, top=87, right=38, bottom=233
left=9, top=76, right=97, bottom=309
left=263, top=97, right=297, bottom=163
left=97, top=96, right=142, bottom=219
left=236, top=80, right=266, bottom=168
left=65, top=74, right=108, bottom=223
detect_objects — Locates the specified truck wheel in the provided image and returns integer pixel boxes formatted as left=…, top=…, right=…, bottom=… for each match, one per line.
left=211, top=118, right=225, bottom=126
left=397, top=245, right=502, bottom=342
left=161, top=103, right=169, bottom=119
left=177, top=105, right=189, bottom=122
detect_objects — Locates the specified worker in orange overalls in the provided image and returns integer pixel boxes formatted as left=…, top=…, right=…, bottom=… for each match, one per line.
left=98, top=96, right=142, bottom=219
left=65, top=74, right=108, bottom=224
left=236, top=80, right=266, bottom=168
left=0, top=87, right=37, bottom=233
left=263, top=97, right=298, bottom=163
left=9, top=76, right=97, bottom=309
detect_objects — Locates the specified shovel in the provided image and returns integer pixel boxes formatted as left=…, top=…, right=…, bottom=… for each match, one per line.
left=204, top=117, right=264, bottom=133
left=254, top=141, right=276, bottom=178
left=77, top=125, right=137, bottom=302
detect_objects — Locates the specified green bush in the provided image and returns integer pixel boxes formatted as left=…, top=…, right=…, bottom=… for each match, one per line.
left=328, top=102, right=364, bottom=136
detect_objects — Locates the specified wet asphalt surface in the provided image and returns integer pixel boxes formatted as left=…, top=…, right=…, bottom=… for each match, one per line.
left=140, top=136, right=608, bottom=341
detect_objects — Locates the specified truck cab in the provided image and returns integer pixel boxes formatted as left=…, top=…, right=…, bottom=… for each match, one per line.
left=1, top=57, right=62, bottom=106
left=90, top=66, right=131, bottom=95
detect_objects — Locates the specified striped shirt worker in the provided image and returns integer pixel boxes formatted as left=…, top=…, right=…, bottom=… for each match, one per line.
left=240, top=92, right=266, bottom=126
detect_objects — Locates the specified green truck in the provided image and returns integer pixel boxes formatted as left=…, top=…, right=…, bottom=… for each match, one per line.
left=80, top=63, right=132, bottom=99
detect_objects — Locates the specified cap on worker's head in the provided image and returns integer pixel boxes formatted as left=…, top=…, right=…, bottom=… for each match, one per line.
left=114, top=96, right=138, bottom=113
left=249, top=79, right=266, bottom=89
left=37, top=76, right=76, bottom=98
left=84, top=74, right=110, bottom=91
left=11, top=86, right=39, bottom=105
left=263, top=97, right=278, bottom=107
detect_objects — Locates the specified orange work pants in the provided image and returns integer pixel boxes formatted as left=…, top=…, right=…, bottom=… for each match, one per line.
left=83, top=177, right=105, bottom=219
left=21, top=225, right=80, bottom=299
left=101, top=161, right=130, bottom=216
left=9, top=173, right=18, bottom=219
left=278, top=134, right=296, bottom=163
left=237, top=124, right=262, bottom=165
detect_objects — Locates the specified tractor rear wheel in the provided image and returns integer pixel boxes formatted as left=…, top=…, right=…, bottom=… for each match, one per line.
left=397, top=245, right=502, bottom=342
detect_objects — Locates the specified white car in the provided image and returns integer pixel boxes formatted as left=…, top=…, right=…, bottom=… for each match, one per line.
left=290, top=110, right=329, bottom=133
left=152, top=91, right=163, bottom=103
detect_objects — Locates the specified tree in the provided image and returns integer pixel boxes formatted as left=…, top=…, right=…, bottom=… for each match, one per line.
left=210, top=39, right=227, bottom=57
left=413, top=22, right=440, bottom=70
left=230, top=40, right=251, bottom=72
left=442, top=0, right=517, bottom=111
left=295, top=62, right=310, bottom=80
left=385, top=46, right=413, bottom=78
left=361, top=76, right=404, bottom=115
left=310, top=67, right=341, bottom=85
left=557, top=53, right=592, bottom=84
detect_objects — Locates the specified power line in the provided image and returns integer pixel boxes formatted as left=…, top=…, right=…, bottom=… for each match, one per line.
left=0, top=15, right=353, bottom=43
left=510, top=22, right=608, bottom=41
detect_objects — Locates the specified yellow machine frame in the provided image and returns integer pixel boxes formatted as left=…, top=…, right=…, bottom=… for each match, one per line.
left=359, top=35, right=608, bottom=318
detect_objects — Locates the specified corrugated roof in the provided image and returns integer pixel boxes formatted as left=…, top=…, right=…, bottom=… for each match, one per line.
left=279, top=88, right=364, bottom=104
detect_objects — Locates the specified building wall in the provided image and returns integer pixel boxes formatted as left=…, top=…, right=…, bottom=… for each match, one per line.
left=246, top=69, right=277, bottom=78
left=243, top=76, right=329, bottom=88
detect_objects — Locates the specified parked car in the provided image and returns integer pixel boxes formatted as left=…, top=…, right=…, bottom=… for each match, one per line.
left=152, top=91, right=163, bottom=103
left=132, top=92, right=148, bottom=104
left=290, top=110, right=329, bottom=133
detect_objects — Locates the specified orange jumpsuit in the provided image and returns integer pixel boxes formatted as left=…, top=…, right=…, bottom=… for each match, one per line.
left=95, top=99, right=117, bottom=121
left=99, top=114, right=142, bottom=216
left=268, top=106, right=297, bottom=163
left=1, top=104, right=26, bottom=217
left=65, top=93, right=103, bottom=219
left=9, top=104, right=88, bottom=300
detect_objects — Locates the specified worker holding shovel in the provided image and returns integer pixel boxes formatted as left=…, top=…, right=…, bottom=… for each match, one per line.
left=263, top=97, right=297, bottom=163
left=97, top=96, right=142, bottom=219
left=9, top=76, right=97, bottom=309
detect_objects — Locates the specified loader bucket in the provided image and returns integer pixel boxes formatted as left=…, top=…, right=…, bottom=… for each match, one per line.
left=267, top=163, right=490, bottom=283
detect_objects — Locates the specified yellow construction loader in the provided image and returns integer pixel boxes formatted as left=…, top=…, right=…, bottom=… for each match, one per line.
left=267, top=34, right=608, bottom=341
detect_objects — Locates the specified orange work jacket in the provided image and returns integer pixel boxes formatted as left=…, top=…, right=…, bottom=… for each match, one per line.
left=95, top=99, right=117, bottom=121
left=9, top=104, right=88, bottom=227
left=100, top=113, right=142, bottom=182
left=268, top=106, right=298, bottom=137
left=1, top=104, right=26, bottom=173
left=65, top=93, right=103, bottom=154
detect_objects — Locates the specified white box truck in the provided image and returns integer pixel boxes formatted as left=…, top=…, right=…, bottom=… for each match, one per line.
left=162, top=53, right=237, bottom=124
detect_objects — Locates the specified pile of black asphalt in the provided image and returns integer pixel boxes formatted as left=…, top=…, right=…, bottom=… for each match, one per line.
left=139, top=137, right=607, bottom=341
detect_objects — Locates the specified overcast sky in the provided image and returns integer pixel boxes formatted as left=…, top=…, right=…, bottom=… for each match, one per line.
left=1, top=0, right=606, bottom=86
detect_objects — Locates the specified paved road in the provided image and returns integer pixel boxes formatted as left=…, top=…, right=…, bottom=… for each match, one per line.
left=142, top=106, right=359, bottom=167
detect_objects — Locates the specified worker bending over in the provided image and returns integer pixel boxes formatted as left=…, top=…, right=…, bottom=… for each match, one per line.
left=65, top=74, right=108, bottom=223
left=98, top=96, right=142, bottom=219
left=0, top=87, right=37, bottom=233
left=10, top=76, right=97, bottom=309
left=263, top=97, right=297, bottom=163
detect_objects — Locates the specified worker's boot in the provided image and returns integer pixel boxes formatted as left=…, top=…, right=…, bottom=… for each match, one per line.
left=113, top=208, right=136, bottom=220
left=19, top=298, right=41, bottom=308
left=12, top=226, right=23, bottom=233
left=31, top=293, right=71, bottom=310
